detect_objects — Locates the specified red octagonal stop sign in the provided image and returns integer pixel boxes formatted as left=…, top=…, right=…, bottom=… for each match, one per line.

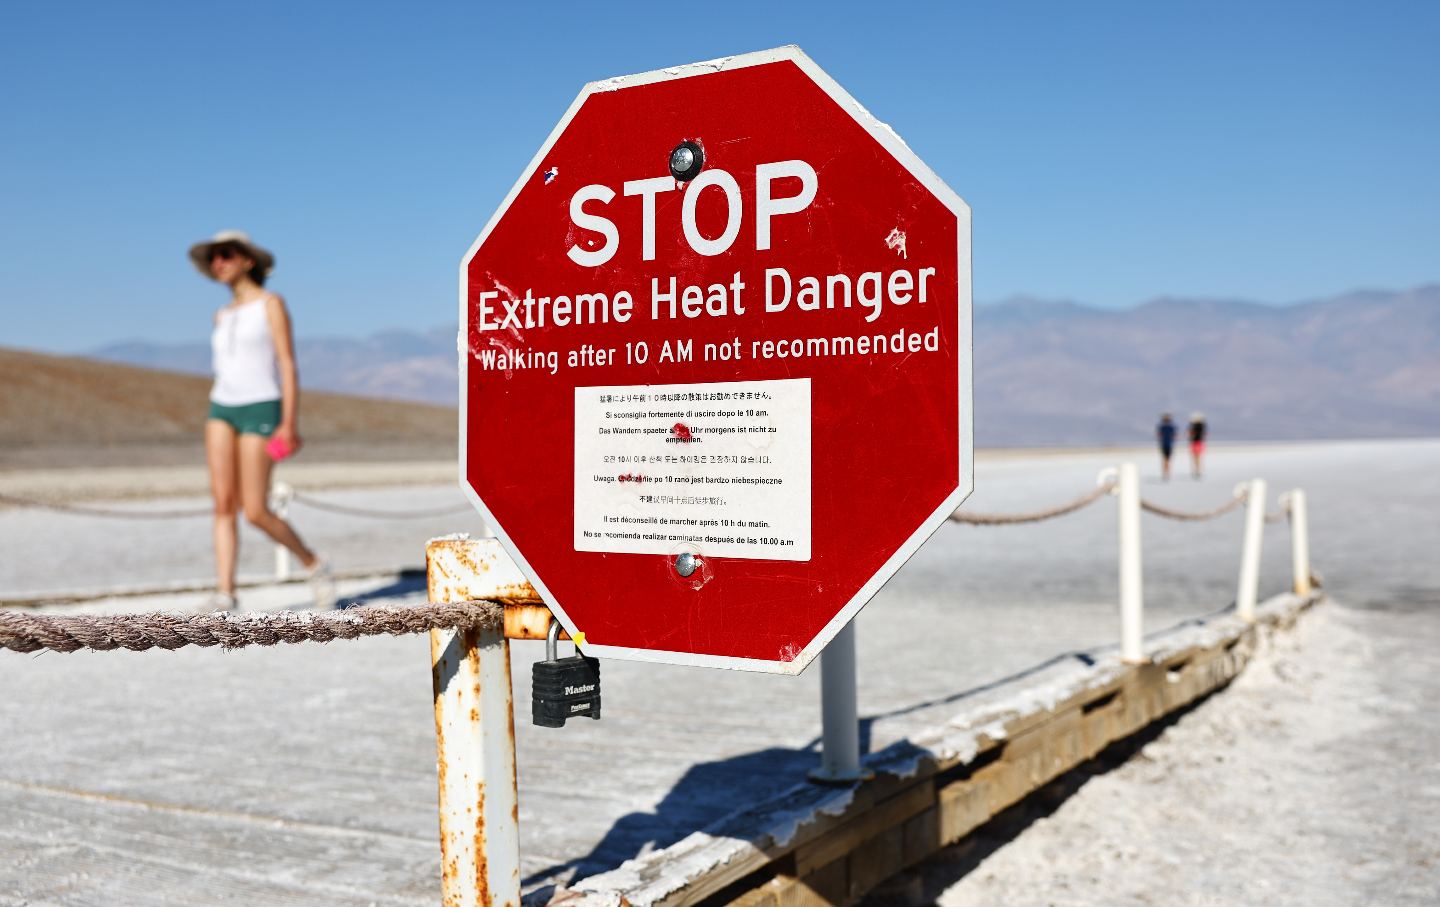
left=460, top=47, right=972, bottom=673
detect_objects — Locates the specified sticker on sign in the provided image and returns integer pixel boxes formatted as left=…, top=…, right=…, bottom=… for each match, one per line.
left=573, top=378, right=811, bottom=561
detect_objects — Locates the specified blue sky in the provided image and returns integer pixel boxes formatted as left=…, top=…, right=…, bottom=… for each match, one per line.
left=2, top=0, right=1436, bottom=351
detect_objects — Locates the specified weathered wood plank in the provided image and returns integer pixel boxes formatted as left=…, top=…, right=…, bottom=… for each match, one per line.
left=793, top=783, right=934, bottom=877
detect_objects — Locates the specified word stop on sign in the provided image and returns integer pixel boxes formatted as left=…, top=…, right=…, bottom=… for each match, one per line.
left=567, top=160, right=817, bottom=265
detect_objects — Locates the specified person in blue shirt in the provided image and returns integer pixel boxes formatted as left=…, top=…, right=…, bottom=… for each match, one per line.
left=1156, top=413, right=1177, bottom=481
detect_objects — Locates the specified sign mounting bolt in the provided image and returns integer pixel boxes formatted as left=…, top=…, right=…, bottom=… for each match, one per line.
left=674, top=552, right=700, bottom=578
left=669, top=141, right=704, bottom=182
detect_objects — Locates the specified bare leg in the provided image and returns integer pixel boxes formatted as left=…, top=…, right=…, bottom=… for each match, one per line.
left=206, top=419, right=240, bottom=593
left=238, top=433, right=318, bottom=568
left=1161, top=451, right=1172, bottom=481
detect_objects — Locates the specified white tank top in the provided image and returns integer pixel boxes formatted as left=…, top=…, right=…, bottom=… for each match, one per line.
left=210, top=296, right=282, bottom=405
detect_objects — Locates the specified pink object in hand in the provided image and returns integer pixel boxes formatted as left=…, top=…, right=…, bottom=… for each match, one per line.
left=266, top=436, right=293, bottom=461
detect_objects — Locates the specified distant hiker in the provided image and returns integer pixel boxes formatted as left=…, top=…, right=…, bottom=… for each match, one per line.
left=189, top=230, right=331, bottom=611
left=1156, top=413, right=1177, bottom=481
left=1189, top=411, right=1208, bottom=479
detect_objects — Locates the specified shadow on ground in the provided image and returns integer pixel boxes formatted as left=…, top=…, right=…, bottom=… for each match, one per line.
left=336, top=569, right=427, bottom=607
left=520, top=604, right=1242, bottom=894
left=522, top=743, right=820, bottom=888
left=519, top=650, right=1112, bottom=890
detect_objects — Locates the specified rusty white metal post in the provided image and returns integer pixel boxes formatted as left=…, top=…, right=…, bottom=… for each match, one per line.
left=1235, top=478, right=1267, bottom=622
left=1117, top=462, right=1145, bottom=663
left=809, top=619, right=868, bottom=784
left=1288, top=489, right=1311, bottom=596
left=427, top=538, right=520, bottom=907
left=270, top=480, right=294, bottom=581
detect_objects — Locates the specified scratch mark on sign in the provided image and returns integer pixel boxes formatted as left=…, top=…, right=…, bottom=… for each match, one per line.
left=885, top=227, right=908, bottom=260
left=542, top=166, right=559, bottom=184
left=891, top=350, right=918, bottom=373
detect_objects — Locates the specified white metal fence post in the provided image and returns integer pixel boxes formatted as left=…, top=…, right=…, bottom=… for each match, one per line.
left=429, top=624, right=520, bottom=907
left=809, top=619, right=868, bottom=784
left=1117, top=462, right=1145, bottom=663
left=1288, top=488, right=1311, bottom=596
left=1235, top=478, right=1267, bottom=622
left=426, top=542, right=520, bottom=907
left=270, top=480, right=294, bottom=581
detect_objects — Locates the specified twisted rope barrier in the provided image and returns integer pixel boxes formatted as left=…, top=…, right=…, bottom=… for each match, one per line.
left=0, top=492, right=213, bottom=519
left=3, top=473, right=1292, bottom=657
left=6, top=475, right=1282, bottom=527
left=0, top=601, right=502, bottom=654
left=949, top=481, right=1115, bottom=525
left=290, top=492, right=473, bottom=519
left=0, top=490, right=471, bottom=521
left=952, top=483, right=1263, bottom=526
left=1139, top=492, right=1247, bottom=522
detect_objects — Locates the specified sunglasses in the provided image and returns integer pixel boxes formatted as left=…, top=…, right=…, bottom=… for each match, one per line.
left=210, top=245, right=244, bottom=261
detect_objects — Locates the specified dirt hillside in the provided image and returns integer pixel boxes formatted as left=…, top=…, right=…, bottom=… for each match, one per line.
left=0, top=347, right=457, bottom=467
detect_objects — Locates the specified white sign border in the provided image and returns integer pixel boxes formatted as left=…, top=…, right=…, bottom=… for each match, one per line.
left=458, top=45, right=973, bottom=675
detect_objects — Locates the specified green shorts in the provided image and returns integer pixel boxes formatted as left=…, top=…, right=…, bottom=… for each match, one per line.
left=208, top=399, right=281, bottom=436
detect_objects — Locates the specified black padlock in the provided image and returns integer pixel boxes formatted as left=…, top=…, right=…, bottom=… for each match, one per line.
left=531, top=620, right=601, bottom=728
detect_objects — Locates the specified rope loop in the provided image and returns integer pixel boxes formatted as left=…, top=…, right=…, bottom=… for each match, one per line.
left=0, top=490, right=471, bottom=521
left=1266, top=491, right=1295, bottom=524
left=950, top=481, right=1116, bottom=526
left=1138, top=492, right=1247, bottom=522
left=950, top=481, right=1256, bottom=526
left=290, top=492, right=473, bottom=520
left=0, top=492, right=213, bottom=519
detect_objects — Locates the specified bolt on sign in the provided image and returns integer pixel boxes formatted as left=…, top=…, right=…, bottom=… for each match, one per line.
left=460, top=46, right=972, bottom=673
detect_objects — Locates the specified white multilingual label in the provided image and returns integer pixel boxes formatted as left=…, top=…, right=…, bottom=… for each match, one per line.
left=574, top=378, right=811, bottom=561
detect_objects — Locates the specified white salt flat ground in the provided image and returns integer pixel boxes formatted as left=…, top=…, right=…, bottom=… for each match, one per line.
left=0, top=439, right=1435, bottom=905
left=905, top=600, right=1440, bottom=907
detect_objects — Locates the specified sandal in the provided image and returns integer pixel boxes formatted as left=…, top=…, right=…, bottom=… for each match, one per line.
left=205, top=591, right=238, bottom=612
left=307, top=557, right=336, bottom=611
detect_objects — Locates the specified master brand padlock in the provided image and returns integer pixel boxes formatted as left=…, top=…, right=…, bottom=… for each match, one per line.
left=531, top=619, right=601, bottom=728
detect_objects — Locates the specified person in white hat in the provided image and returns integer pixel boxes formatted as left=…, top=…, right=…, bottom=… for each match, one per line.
left=188, top=230, right=330, bottom=610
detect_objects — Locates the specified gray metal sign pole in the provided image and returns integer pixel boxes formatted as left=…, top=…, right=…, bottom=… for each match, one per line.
left=809, top=620, right=870, bottom=783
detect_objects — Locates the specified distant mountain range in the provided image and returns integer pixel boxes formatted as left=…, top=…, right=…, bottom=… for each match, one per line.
left=0, top=346, right=456, bottom=469
left=92, top=326, right=460, bottom=409
left=89, top=285, right=1440, bottom=446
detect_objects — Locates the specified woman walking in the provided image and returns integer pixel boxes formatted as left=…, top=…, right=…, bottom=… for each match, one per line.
left=189, top=230, right=329, bottom=610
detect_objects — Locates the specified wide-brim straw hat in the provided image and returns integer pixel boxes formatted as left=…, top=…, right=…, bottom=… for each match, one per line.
left=188, top=230, right=275, bottom=281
